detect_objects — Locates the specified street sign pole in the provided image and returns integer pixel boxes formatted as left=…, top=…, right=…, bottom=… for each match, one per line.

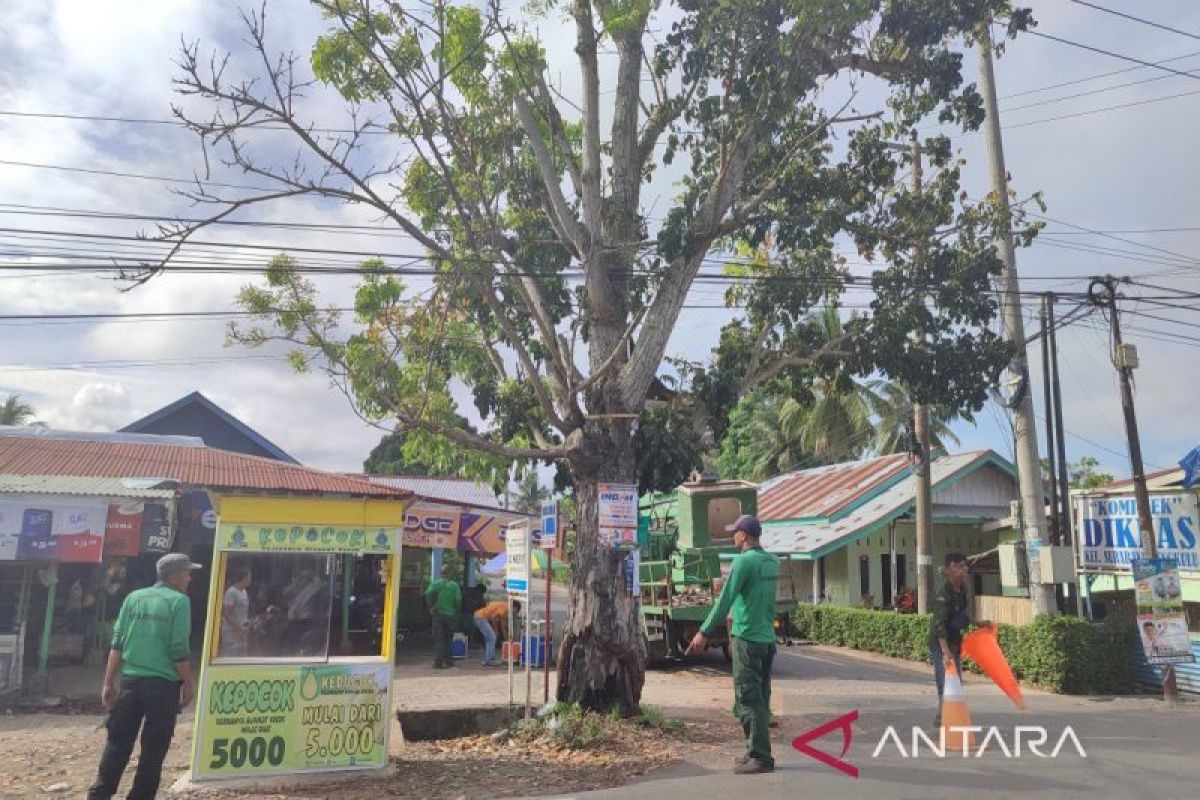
left=506, top=521, right=532, bottom=714
left=540, top=501, right=558, bottom=706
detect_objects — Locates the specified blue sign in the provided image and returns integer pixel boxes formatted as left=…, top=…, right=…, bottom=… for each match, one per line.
left=506, top=579, right=527, bottom=593
left=1180, top=445, right=1200, bottom=490
left=540, top=501, right=557, bottom=549
left=1079, top=493, right=1200, bottom=571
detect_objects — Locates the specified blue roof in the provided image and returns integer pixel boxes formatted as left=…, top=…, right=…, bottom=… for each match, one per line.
left=120, top=391, right=298, bottom=464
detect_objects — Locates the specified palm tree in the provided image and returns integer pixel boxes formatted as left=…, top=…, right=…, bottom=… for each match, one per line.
left=868, top=382, right=961, bottom=456
left=746, top=396, right=812, bottom=480
left=512, top=470, right=549, bottom=515
left=0, top=395, right=38, bottom=426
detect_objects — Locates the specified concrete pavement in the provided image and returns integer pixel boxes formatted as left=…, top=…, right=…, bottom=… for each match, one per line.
left=545, top=645, right=1200, bottom=800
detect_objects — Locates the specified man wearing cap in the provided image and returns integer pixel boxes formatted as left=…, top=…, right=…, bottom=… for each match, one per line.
left=687, top=515, right=780, bottom=774
left=88, top=553, right=201, bottom=800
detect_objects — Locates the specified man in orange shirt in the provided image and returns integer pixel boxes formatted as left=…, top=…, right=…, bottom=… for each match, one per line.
left=474, top=599, right=519, bottom=666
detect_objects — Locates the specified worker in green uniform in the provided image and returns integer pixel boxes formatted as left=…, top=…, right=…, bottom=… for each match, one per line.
left=426, top=563, right=462, bottom=669
left=687, top=515, right=780, bottom=775
left=88, top=553, right=201, bottom=800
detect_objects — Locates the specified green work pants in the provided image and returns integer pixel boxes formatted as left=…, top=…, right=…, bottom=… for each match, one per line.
left=732, top=637, right=775, bottom=767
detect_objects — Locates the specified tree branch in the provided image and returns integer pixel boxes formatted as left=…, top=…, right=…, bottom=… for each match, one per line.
left=513, top=94, right=586, bottom=256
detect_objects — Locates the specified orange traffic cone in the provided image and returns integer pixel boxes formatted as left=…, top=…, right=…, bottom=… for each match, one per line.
left=962, top=624, right=1026, bottom=710
left=940, top=661, right=976, bottom=751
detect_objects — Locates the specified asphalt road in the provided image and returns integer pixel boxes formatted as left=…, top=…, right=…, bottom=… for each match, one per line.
left=545, top=644, right=1200, bottom=800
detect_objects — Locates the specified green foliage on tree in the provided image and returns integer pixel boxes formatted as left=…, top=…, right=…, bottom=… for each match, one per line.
left=0, top=395, right=38, bottom=427
left=513, top=470, right=550, bottom=515
left=166, top=0, right=1036, bottom=713
left=1041, top=455, right=1115, bottom=490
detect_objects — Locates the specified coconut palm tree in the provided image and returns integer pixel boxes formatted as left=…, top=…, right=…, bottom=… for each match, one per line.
left=0, top=395, right=38, bottom=426
left=868, top=382, right=961, bottom=456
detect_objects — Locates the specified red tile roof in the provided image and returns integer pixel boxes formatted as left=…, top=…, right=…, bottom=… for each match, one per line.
left=0, top=434, right=406, bottom=497
left=758, top=452, right=911, bottom=521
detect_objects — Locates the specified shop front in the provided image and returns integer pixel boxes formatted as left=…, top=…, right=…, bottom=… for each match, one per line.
left=191, top=494, right=405, bottom=782
left=0, top=477, right=178, bottom=692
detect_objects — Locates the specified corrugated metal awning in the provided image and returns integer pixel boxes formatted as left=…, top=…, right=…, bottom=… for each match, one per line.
left=0, top=474, right=178, bottom=500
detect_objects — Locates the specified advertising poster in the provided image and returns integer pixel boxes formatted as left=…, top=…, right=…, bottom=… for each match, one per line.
left=1132, top=558, right=1195, bottom=666
left=506, top=521, right=531, bottom=600
left=401, top=505, right=461, bottom=549
left=51, top=502, right=107, bottom=563
left=1078, top=493, right=1199, bottom=571
left=598, top=483, right=638, bottom=550
left=140, top=503, right=173, bottom=553
left=104, top=503, right=145, bottom=558
left=193, top=663, right=391, bottom=779
left=0, top=502, right=19, bottom=561
left=16, top=507, right=54, bottom=560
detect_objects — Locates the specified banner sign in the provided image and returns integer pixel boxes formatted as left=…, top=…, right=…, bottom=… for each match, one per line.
left=506, top=521, right=531, bottom=600
left=140, top=503, right=174, bottom=553
left=598, top=483, right=638, bottom=550
left=457, top=510, right=529, bottom=554
left=1133, top=558, right=1195, bottom=666
left=1078, top=493, right=1199, bottom=571
left=0, top=502, right=18, bottom=560
left=539, top=501, right=558, bottom=551
left=104, top=503, right=145, bottom=557
left=0, top=499, right=107, bottom=563
left=216, top=523, right=395, bottom=555
left=401, top=505, right=461, bottom=549
left=193, top=662, right=390, bottom=780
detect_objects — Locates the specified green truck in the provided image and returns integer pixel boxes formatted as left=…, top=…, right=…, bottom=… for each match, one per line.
left=637, top=476, right=797, bottom=663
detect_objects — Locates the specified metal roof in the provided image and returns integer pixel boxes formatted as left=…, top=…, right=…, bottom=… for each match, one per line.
left=0, top=475, right=177, bottom=500
left=360, top=475, right=500, bottom=509
left=758, top=452, right=910, bottom=521
left=759, top=451, right=1009, bottom=557
left=0, top=434, right=408, bottom=498
left=120, top=391, right=298, bottom=463
left=1088, top=468, right=1184, bottom=495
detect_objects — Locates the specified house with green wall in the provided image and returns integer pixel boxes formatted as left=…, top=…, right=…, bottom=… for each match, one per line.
left=757, top=450, right=1021, bottom=609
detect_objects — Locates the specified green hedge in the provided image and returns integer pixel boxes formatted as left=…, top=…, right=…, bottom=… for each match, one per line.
left=791, top=603, right=1136, bottom=695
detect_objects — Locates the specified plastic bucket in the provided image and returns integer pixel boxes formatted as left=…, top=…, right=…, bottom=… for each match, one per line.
left=519, top=635, right=553, bottom=667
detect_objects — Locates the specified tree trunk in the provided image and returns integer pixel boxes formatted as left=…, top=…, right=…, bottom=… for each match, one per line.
left=556, top=421, right=646, bottom=716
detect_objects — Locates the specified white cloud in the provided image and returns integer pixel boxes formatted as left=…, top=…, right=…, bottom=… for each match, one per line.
left=2, top=0, right=1200, bottom=481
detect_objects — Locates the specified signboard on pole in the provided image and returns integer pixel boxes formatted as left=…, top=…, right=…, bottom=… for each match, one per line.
left=1132, top=557, right=1195, bottom=666
left=598, top=483, right=638, bottom=550
left=506, top=521, right=531, bottom=600
left=539, top=501, right=557, bottom=550
left=1078, top=493, right=1200, bottom=571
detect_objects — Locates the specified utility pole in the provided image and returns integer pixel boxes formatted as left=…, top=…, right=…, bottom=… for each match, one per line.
left=1046, top=293, right=1084, bottom=616
left=1039, top=294, right=1060, bottom=544
left=910, top=132, right=934, bottom=614
left=1088, top=275, right=1177, bottom=700
left=978, top=25, right=1057, bottom=616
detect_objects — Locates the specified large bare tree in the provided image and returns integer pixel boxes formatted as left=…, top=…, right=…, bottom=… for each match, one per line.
left=151, top=0, right=1030, bottom=713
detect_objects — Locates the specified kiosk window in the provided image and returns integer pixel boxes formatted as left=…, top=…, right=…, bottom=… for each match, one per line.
left=213, top=553, right=391, bottom=661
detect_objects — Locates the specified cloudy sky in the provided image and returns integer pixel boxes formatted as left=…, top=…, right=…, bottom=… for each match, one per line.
left=1, top=1, right=1198, bottom=482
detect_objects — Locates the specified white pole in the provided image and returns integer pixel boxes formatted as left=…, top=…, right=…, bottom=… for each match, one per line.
left=507, top=596, right=514, bottom=707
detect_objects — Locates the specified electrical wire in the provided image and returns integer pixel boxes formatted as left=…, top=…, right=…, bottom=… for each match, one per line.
left=1069, top=1, right=1200, bottom=42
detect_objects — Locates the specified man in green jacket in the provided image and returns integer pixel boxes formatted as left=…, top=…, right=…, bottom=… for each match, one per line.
left=426, top=563, right=462, bottom=669
left=687, top=515, right=780, bottom=774
left=88, top=553, right=201, bottom=800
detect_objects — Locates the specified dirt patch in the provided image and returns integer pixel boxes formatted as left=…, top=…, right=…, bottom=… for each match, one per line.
left=185, top=721, right=690, bottom=799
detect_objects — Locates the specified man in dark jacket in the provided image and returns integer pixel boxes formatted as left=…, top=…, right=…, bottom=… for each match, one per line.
left=928, top=552, right=987, bottom=726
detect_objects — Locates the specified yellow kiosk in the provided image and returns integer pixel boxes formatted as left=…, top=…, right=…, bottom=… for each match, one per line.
left=190, top=494, right=405, bottom=782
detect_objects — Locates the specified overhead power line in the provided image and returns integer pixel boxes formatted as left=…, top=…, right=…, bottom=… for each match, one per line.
left=1069, top=1, right=1200, bottom=42
left=1024, top=29, right=1200, bottom=81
